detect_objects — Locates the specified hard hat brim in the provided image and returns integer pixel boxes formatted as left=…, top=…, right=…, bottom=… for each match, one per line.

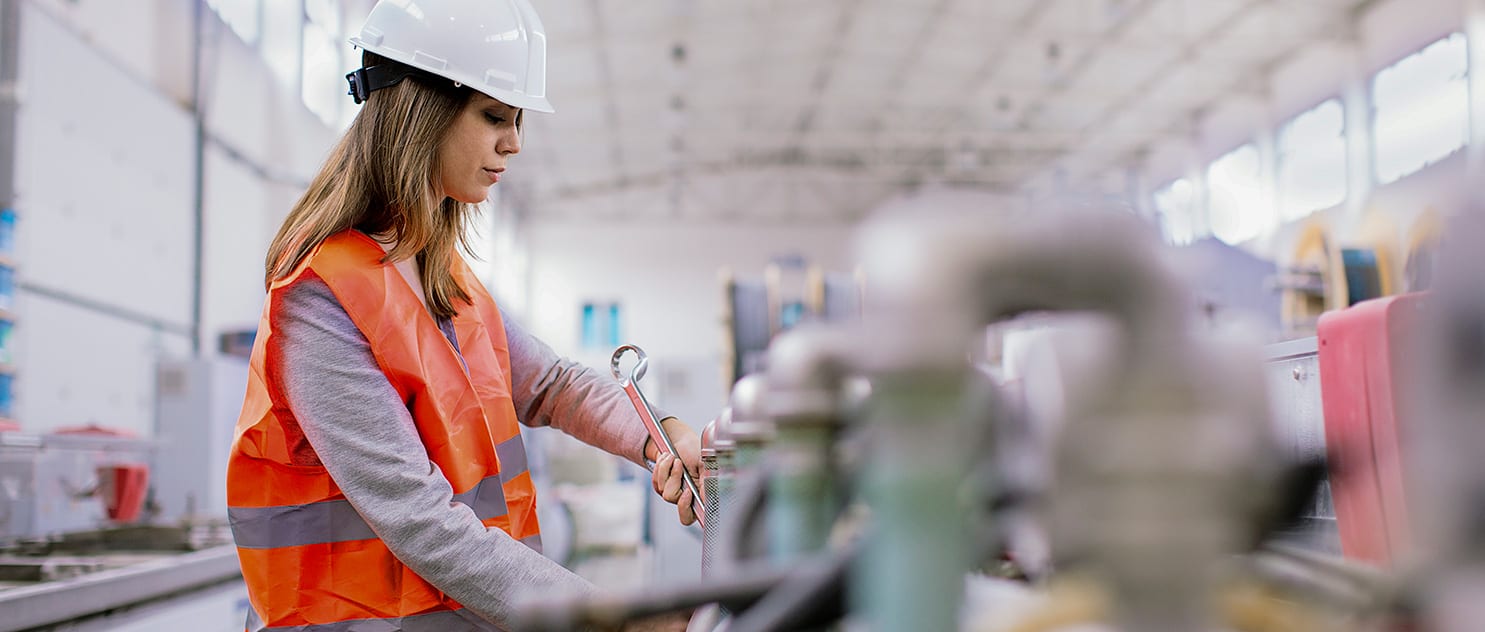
left=350, top=37, right=555, bottom=114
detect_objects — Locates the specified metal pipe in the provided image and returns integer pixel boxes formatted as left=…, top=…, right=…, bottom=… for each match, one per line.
left=717, top=467, right=770, bottom=574
left=1249, top=545, right=1392, bottom=612
left=726, top=543, right=855, bottom=632
left=514, top=556, right=831, bottom=632
left=189, top=0, right=207, bottom=355
left=0, top=0, right=19, bottom=214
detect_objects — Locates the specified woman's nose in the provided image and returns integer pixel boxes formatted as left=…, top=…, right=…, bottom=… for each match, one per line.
left=498, top=128, right=521, bottom=156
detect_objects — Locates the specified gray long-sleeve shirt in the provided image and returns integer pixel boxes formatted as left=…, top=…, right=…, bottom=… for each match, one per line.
left=270, top=273, right=657, bottom=629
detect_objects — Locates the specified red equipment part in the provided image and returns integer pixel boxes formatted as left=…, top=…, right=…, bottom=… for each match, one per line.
left=97, top=463, right=151, bottom=523
left=1317, top=293, right=1428, bottom=567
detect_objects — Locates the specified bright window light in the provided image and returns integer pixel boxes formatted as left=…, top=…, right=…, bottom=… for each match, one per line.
left=1373, top=33, right=1469, bottom=185
left=1153, top=178, right=1198, bottom=245
left=301, top=22, right=344, bottom=126
left=207, top=0, right=260, bottom=45
left=1277, top=99, right=1346, bottom=222
left=1207, top=144, right=1271, bottom=245
left=304, top=0, right=341, bottom=34
left=338, top=45, right=361, bottom=130
left=260, top=0, right=301, bottom=89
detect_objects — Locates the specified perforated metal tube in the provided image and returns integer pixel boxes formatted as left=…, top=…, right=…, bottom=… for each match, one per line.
left=701, top=453, right=721, bottom=575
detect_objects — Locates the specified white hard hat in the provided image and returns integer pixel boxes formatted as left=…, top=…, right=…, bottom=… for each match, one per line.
left=347, top=0, right=554, bottom=113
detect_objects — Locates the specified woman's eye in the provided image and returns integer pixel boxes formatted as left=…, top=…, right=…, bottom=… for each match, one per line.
left=484, top=113, right=506, bottom=125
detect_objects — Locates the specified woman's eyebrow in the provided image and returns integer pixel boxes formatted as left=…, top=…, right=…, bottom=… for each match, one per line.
left=482, top=97, right=518, bottom=115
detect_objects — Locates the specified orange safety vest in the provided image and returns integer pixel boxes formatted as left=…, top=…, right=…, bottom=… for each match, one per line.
left=227, top=230, right=540, bottom=630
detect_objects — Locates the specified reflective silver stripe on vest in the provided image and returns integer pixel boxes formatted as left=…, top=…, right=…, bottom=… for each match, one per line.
left=496, top=434, right=528, bottom=483
left=450, top=474, right=510, bottom=520
left=520, top=534, right=543, bottom=554
left=230, top=498, right=376, bottom=549
left=231, top=436, right=531, bottom=549
left=260, top=607, right=502, bottom=631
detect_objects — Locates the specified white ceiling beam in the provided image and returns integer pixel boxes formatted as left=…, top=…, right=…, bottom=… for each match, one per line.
left=1021, top=0, right=1281, bottom=184
left=585, top=0, right=628, bottom=186
left=1057, top=0, right=1365, bottom=183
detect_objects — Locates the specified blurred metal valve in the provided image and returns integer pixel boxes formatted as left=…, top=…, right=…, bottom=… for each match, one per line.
left=708, top=374, right=775, bottom=580
left=728, top=374, right=774, bottom=475
left=762, top=326, right=855, bottom=563
left=1411, top=209, right=1485, bottom=630
left=853, top=207, right=1281, bottom=632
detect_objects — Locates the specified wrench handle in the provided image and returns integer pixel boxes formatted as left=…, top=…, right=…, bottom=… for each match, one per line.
left=621, top=379, right=707, bottom=529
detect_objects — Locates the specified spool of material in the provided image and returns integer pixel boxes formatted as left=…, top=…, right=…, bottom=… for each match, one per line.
left=1279, top=219, right=1395, bottom=335
left=1279, top=221, right=1336, bottom=335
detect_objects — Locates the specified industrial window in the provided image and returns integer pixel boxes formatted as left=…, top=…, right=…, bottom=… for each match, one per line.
left=1153, top=178, right=1198, bottom=245
left=1207, top=144, right=1270, bottom=245
left=304, top=0, right=341, bottom=35
left=301, top=1, right=361, bottom=129
left=581, top=302, right=623, bottom=350
left=260, top=0, right=302, bottom=89
left=301, top=22, right=343, bottom=125
left=1373, top=33, right=1469, bottom=185
left=206, top=0, right=260, bottom=45
left=1277, top=99, right=1346, bottom=222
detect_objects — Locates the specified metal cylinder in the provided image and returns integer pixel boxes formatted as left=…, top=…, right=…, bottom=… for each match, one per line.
left=763, top=327, right=850, bottom=563
left=721, top=375, right=772, bottom=571
left=853, top=363, right=974, bottom=632
left=712, top=409, right=737, bottom=575
left=713, top=407, right=737, bottom=520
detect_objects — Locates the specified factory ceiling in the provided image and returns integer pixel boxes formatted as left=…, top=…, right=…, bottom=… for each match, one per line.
left=508, top=0, right=1372, bottom=222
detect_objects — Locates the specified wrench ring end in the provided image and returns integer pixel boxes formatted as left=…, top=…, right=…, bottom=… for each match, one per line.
left=610, top=344, right=649, bottom=382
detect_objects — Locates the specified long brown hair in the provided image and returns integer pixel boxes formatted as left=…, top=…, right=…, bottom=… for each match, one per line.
left=265, top=52, right=478, bottom=320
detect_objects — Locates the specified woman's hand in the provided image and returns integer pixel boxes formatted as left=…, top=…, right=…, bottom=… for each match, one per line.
left=618, top=611, right=691, bottom=631
left=647, top=418, right=702, bottom=526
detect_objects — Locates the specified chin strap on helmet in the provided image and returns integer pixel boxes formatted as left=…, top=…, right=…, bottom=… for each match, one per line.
left=346, top=63, right=437, bottom=104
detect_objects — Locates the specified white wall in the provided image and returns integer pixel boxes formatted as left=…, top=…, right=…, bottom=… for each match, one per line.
left=8, top=1, right=339, bottom=435
left=518, top=218, right=856, bottom=413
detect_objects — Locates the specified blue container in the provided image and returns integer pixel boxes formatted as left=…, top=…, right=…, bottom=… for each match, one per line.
left=0, top=319, right=13, bottom=365
left=0, top=265, right=14, bottom=312
left=0, top=373, right=14, bottom=419
left=0, top=208, right=15, bottom=257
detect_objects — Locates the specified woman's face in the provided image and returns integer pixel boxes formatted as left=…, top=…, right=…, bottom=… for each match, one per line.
left=436, top=93, right=523, bottom=204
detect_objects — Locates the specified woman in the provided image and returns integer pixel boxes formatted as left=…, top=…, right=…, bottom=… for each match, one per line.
left=226, top=1, right=699, bottom=630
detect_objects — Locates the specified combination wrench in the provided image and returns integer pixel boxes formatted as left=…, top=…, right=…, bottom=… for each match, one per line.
left=612, top=344, right=707, bottom=529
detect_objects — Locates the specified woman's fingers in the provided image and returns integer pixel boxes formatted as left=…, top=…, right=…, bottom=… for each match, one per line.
left=651, top=453, right=671, bottom=496
left=660, top=456, right=685, bottom=503
left=651, top=451, right=699, bottom=525
left=676, top=487, right=696, bottom=525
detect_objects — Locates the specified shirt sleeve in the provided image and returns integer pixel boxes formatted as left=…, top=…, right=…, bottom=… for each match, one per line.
left=272, top=275, right=597, bottom=627
left=502, top=309, right=666, bottom=467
